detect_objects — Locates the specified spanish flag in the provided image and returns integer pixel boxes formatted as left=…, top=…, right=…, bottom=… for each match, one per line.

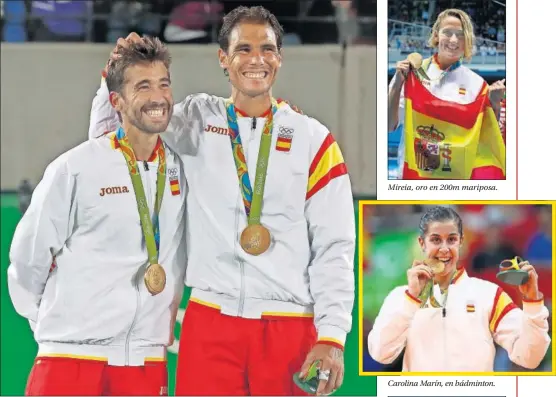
left=276, top=136, right=292, bottom=152
left=306, top=133, right=347, bottom=200
left=402, top=72, right=505, bottom=180
left=170, top=178, right=180, bottom=196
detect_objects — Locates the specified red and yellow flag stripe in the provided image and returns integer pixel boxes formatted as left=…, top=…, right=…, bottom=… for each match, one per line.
left=489, top=287, right=518, bottom=333
left=450, top=267, right=466, bottom=285
left=306, top=133, right=347, bottom=200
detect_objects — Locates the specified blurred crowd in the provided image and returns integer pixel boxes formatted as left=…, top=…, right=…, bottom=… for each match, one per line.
left=363, top=204, right=552, bottom=277
left=361, top=204, right=553, bottom=372
left=0, top=0, right=376, bottom=45
left=392, top=35, right=504, bottom=53
left=388, top=0, right=505, bottom=54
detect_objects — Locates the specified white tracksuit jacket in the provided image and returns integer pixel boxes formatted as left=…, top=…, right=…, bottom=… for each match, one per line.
left=7, top=133, right=187, bottom=366
left=89, top=80, right=356, bottom=347
left=368, top=269, right=551, bottom=372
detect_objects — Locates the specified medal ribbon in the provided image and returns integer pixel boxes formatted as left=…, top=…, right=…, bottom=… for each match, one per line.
left=422, top=54, right=462, bottom=84
left=225, top=99, right=278, bottom=225
left=418, top=268, right=459, bottom=309
left=115, top=127, right=166, bottom=264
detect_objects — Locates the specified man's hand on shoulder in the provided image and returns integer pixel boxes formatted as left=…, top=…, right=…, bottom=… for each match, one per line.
left=277, top=98, right=304, bottom=115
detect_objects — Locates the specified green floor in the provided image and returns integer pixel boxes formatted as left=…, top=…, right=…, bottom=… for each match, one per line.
left=0, top=194, right=376, bottom=396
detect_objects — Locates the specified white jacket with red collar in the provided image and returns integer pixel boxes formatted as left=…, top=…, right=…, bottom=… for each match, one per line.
left=368, top=269, right=551, bottom=372
left=88, top=80, right=356, bottom=348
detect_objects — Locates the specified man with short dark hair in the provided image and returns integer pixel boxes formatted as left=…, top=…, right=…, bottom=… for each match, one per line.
left=89, top=6, right=355, bottom=396
left=8, top=37, right=187, bottom=396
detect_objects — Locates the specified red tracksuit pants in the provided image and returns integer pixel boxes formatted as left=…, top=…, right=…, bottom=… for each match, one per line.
left=175, top=300, right=317, bottom=396
left=25, top=356, right=167, bottom=396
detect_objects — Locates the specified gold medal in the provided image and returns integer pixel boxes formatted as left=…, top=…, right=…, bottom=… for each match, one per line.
left=424, top=258, right=445, bottom=275
left=407, top=52, right=423, bottom=69
left=144, top=263, right=166, bottom=296
left=240, top=224, right=271, bottom=255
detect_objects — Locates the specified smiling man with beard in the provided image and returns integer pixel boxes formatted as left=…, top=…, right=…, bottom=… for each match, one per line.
left=8, top=37, right=187, bottom=396
left=88, top=6, right=355, bottom=396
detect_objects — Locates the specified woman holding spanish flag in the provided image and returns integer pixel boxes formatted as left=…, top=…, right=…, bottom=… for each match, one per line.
left=388, top=9, right=506, bottom=180
left=367, top=206, right=551, bottom=372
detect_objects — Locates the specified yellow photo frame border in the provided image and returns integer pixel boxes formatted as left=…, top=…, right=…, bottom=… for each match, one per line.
left=357, top=200, right=556, bottom=377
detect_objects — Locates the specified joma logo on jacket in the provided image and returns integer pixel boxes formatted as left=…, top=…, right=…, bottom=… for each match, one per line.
left=204, top=124, right=229, bottom=135
left=99, top=186, right=130, bottom=196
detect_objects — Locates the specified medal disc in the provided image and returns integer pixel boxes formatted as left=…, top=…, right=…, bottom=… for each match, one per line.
left=496, top=269, right=529, bottom=286
left=497, top=256, right=529, bottom=286
left=144, top=263, right=166, bottom=295
left=407, top=52, right=423, bottom=69
left=240, top=224, right=271, bottom=255
left=424, top=258, right=445, bottom=275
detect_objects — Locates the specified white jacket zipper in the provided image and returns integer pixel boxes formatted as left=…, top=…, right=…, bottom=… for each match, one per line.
left=125, top=162, right=152, bottom=364
left=125, top=279, right=142, bottom=365
left=237, top=119, right=257, bottom=316
left=250, top=117, right=256, bottom=141
left=234, top=199, right=245, bottom=317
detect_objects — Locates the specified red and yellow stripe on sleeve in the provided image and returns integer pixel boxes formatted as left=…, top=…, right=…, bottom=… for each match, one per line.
left=306, top=133, right=347, bottom=200
left=405, top=289, right=422, bottom=305
left=317, top=337, right=344, bottom=351
left=489, top=287, right=518, bottom=333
